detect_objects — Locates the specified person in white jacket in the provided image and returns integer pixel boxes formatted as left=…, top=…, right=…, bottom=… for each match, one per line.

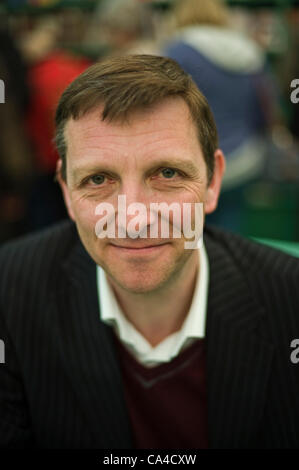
left=163, top=0, right=279, bottom=232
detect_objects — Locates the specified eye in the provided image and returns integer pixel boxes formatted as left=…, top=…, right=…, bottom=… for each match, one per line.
left=161, top=168, right=178, bottom=179
left=90, top=174, right=105, bottom=185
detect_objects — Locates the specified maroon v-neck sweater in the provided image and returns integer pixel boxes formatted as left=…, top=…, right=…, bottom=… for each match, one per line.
left=113, top=334, right=208, bottom=449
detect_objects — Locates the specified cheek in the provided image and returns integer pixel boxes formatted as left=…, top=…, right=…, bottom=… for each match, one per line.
left=178, top=190, right=206, bottom=235
left=71, top=197, right=99, bottom=234
left=175, top=180, right=208, bottom=203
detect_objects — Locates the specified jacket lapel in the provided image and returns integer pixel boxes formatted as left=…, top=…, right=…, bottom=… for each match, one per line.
left=204, top=230, right=274, bottom=448
left=55, top=236, right=132, bottom=448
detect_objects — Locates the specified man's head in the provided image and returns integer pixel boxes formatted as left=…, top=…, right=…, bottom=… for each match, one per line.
left=55, top=54, right=219, bottom=183
left=55, top=54, right=225, bottom=294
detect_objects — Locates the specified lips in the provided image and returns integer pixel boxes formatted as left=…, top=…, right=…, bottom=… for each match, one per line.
left=110, top=242, right=168, bottom=249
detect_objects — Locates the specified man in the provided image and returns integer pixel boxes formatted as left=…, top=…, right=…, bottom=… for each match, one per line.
left=0, top=55, right=298, bottom=449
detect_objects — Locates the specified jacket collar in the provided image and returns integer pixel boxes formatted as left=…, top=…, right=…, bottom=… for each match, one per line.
left=55, top=230, right=133, bottom=448
left=204, top=228, right=274, bottom=448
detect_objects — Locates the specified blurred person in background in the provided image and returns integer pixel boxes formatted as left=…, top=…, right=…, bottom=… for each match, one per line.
left=163, top=0, right=280, bottom=233
left=21, top=16, right=91, bottom=230
left=0, top=28, right=33, bottom=242
left=85, top=0, right=161, bottom=57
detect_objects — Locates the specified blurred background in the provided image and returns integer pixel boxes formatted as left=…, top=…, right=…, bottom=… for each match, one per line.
left=0, top=0, right=298, bottom=251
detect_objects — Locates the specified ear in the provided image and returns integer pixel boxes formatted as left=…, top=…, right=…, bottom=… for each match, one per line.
left=205, top=149, right=226, bottom=214
left=56, top=159, right=76, bottom=221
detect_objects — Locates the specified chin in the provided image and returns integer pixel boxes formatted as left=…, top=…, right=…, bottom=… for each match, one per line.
left=111, top=271, right=169, bottom=294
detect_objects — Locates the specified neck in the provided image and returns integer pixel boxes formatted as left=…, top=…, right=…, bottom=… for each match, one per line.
left=107, top=251, right=199, bottom=347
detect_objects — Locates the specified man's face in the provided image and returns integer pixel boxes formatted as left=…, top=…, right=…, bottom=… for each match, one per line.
left=59, top=97, right=224, bottom=293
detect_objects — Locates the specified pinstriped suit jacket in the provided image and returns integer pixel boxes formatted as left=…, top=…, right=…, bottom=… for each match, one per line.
left=0, top=220, right=299, bottom=449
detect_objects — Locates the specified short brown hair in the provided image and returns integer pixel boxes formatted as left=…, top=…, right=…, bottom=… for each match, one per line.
left=54, top=54, right=218, bottom=182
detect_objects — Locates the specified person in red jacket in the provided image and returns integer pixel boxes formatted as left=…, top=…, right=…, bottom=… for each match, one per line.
left=22, top=19, right=91, bottom=228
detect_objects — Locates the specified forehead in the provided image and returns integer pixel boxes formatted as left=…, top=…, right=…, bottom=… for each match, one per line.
left=64, top=97, right=203, bottom=166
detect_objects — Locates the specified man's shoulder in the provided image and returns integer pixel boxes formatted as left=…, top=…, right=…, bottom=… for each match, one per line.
left=204, top=224, right=299, bottom=281
left=0, top=219, right=76, bottom=258
left=204, top=225, right=299, bottom=331
left=0, top=220, right=78, bottom=288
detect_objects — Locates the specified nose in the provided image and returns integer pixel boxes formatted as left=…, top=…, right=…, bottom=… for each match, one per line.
left=120, top=178, right=149, bottom=207
left=116, top=180, right=152, bottom=239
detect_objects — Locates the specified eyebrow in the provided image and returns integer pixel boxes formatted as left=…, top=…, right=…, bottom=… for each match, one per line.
left=146, top=159, right=199, bottom=175
left=71, top=158, right=199, bottom=182
left=72, top=165, right=118, bottom=182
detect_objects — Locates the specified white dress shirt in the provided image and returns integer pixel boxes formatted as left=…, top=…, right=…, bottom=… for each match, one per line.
left=96, top=244, right=209, bottom=367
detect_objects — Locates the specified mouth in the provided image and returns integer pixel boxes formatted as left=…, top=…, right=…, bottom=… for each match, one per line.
left=109, top=242, right=170, bottom=255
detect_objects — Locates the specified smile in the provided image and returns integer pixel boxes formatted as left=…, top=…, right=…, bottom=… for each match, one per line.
left=109, top=242, right=170, bottom=255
